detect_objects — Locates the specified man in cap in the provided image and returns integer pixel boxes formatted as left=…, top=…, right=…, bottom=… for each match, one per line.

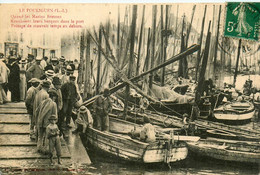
left=26, top=54, right=35, bottom=71
left=93, top=88, right=112, bottom=131
left=52, top=77, right=63, bottom=132
left=25, top=78, right=40, bottom=139
left=7, top=56, right=20, bottom=102
left=35, top=88, right=58, bottom=153
left=26, top=56, right=44, bottom=84
left=46, top=114, right=62, bottom=165
left=60, top=65, right=72, bottom=85
left=33, top=80, right=51, bottom=137
left=61, top=75, right=79, bottom=128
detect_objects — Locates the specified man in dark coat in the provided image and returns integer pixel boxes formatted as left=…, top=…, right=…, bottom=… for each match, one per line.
left=7, top=57, right=20, bottom=102
left=61, top=75, right=79, bottom=128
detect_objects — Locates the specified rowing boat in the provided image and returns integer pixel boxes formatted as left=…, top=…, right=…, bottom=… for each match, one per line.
left=84, top=117, right=189, bottom=164
left=213, top=101, right=255, bottom=124
left=187, top=138, right=260, bottom=164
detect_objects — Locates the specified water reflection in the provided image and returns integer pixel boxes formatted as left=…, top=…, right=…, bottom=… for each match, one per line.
left=86, top=150, right=260, bottom=175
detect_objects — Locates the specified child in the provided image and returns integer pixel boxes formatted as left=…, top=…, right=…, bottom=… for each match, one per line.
left=46, top=114, right=62, bottom=165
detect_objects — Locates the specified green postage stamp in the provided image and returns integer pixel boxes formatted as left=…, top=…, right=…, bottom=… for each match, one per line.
left=224, top=2, right=260, bottom=41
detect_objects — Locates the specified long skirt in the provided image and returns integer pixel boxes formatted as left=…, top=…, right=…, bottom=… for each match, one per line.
left=20, top=73, right=26, bottom=101
left=0, top=84, right=7, bottom=104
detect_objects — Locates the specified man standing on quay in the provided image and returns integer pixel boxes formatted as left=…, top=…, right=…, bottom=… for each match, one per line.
left=61, top=75, right=79, bottom=128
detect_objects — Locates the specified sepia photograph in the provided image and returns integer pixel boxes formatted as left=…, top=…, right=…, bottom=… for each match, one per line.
left=0, top=2, right=259, bottom=174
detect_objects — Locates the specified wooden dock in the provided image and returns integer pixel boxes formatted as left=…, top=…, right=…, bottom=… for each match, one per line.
left=0, top=102, right=91, bottom=173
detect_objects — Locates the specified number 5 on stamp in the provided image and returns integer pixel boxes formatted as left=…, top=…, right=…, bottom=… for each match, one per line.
left=224, top=2, right=260, bottom=41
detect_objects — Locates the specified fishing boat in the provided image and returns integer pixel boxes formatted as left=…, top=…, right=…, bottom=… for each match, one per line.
left=213, top=101, right=255, bottom=124
left=84, top=116, right=190, bottom=164
left=110, top=106, right=260, bottom=142
left=187, top=138, right=260, bottom=164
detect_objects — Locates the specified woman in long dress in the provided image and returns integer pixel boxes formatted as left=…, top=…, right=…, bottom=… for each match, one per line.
left=19, top=59, right=27, bottom=101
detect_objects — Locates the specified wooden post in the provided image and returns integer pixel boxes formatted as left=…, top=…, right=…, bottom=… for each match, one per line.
left=195, top=5, right=207, bottom=81
left=96, top=27, right=102, bottom=95
left=84, top=34, right=91, bottom=99
left=213, top=5, right=222, bottom=74
left=234, top=39, right=242, bottom=86
left=124, top=5, right=137, bottom=118
left=196, top=21, right=211, bottom=103
left=136, top=5, right=145, bottom=76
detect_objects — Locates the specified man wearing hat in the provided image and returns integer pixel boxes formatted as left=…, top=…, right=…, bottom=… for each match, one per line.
left=33, top=80, right=51, bottom=134
left=52, top=77, right=63, bottom=131
left=46, top=114, right=62, bottom=165
left=0, top=54, right=10, bottom=102
left=93, top=88, right=112, bottom=131
left=60, top=65, right=72, bottom=85
left=26, top=54, right=35, bottom=71
left=45, top=70, right=55, bottom=83
left=0, top=54, right=10, bottom=104
left=72, top=106, right=93, bottom=134
left=7, top=56, right=20, bottom=102
left=61, top=75, right=79, bottom=128
left=26, top=56, right=44, bottom=84
left=40, top=56, right=48, bottom=70
left=35, top=88, right=58, bottom=153
left=45, top=57, right=59, bottom=72
left=25, top=78, right=40, bottom=139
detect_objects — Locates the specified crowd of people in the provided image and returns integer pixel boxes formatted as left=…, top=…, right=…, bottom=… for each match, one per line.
left=0, top=51, right=84, bottom=164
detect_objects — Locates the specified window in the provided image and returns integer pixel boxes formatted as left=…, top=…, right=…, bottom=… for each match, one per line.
left=50, top=50, right=55, bottom=58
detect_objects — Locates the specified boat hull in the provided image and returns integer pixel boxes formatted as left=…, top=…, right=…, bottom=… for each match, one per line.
left=85, top=126, right=188, bottom=164
left=187, top=140, right=260, bottom=164
left=213, top=101, right=255, bottom=124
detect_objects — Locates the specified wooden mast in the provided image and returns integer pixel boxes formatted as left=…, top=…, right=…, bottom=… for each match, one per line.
left=160, top=5, right=164, bottom=85
left=78, top=30, right=85, bottom=90
left=83, top=33, right=91, bottom=99
left=95, top=27, right=102, bottom=95
left=213, top=5, right=222, bottom=74
left=195, top=5, right=207, bottom=81
left=124, top=5, right=137, bottom=118
left=149, top=5, right=157, bottom=93
left=136, top=5, right=145, bottom=76
left=161, top=5, right=169, bottom=86
left=196, top=21, right=211, bottom=103
left=233, top=39, right=242, bottom=86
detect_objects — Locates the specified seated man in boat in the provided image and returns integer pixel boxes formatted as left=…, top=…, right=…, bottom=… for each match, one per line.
left=140, top=116, right=156, bottom=143
left=93, top=88, right=112, bottom=132
left=72, top=105, right=93, bottom=134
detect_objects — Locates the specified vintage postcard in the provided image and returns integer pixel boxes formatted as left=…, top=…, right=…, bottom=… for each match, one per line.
left=0, top=2, right=259, bottom=175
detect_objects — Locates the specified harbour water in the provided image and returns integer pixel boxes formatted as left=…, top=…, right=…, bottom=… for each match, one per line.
left=85, top=149, right=260, bottom=175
